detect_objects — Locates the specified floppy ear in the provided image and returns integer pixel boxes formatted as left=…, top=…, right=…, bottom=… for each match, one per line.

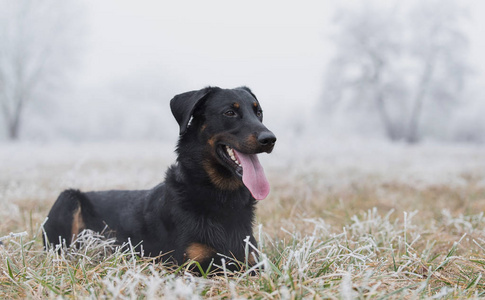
left=170, top=87, right=212, bottom=135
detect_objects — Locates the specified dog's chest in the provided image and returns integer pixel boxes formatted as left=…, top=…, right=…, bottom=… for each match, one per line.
left=189, top=211, right=252, bottom=250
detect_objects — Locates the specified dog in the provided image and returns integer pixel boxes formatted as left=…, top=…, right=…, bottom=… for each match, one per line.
left=43, top=86, right=276, bottom=273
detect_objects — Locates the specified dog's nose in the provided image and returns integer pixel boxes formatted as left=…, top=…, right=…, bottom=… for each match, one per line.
left=258, top=131, right=277, bottom=146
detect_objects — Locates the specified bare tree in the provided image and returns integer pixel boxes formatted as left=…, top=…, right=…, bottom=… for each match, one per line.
left=404, top=0, right=468, bottom=143
left=0, top=0, right=83, bottom=140
left=323, top=3, right=406, bottom=140
left=323, top=0, right=469, bottom=143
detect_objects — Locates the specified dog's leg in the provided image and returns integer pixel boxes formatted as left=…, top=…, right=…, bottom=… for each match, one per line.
left=184, top=243, right=217, bottom=273
left=43, top=189, right=85, bottom=249
left=184, top=242, right=258, bottom=274
left=70, top=204, right=85, bottom=244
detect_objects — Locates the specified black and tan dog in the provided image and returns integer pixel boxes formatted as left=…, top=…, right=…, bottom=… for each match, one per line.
left=43, top=86, right=276, bottom=272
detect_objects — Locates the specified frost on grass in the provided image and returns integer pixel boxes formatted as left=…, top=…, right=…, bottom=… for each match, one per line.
left=0, top=231, right=28, bottom=242
left=1, top=141, right=485, bottom=298
left=1, top=229, right=210, bottom=299
left=1, top=209, right=484, bottom=298
left=442, top=209, right=484, bottom=234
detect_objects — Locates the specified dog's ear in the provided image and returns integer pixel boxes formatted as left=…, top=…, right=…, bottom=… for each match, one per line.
left=236, top=86, right=258, bottom=100
left=170, top=88, right=212, bottom=135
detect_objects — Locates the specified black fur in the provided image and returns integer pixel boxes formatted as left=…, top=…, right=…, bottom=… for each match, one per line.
left=43, top=86, right=276, bottom=273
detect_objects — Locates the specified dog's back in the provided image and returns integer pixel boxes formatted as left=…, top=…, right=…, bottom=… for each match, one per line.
left=44, top=185, right=171, bottom=254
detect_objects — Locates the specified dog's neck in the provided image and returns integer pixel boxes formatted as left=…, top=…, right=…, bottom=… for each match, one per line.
left=164, top=163, right=253, bottom=213
left=170, top=131, right=256, bottom=208
left=177, top=161, right=251, bottom=198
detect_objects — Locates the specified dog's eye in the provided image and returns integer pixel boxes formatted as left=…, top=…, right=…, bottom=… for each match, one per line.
left=224, top=110, right=236, bottom=117
left=256, top=111, right=262, bottom=118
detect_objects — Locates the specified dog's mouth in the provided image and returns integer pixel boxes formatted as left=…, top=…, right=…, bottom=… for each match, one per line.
left=217, top=144, right=270, bottom=200
left=218, top=145, right=243, bottom=177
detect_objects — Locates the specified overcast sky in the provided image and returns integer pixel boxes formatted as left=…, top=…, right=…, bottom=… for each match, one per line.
left=73, top=0, right=485, bottom=128
left=78, top=0, right=337, bottom=115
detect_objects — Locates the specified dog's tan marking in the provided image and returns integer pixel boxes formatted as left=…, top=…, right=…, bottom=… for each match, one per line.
left=248, top=251, right=257, bottom=266
left=204, top=132, right=244, bottom=190
left=233, top=102, right=240, bottom=109
left=186, top=243, right=215, bottom=262
left=207, top=136, right=216, bottom=147
left=253, top=102, right=258, bottom=108
left=246, top=134, right=259, bottom=148
left=203, top=159, right=243, bottom=190
left=71, top=206, right=85, bottom=243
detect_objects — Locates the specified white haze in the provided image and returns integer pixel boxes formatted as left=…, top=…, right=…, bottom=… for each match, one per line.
left=1, top=0, right=485, bottom=143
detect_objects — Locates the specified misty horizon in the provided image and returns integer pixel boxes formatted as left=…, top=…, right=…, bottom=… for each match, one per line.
left=1, top=0, right=485, bottom=143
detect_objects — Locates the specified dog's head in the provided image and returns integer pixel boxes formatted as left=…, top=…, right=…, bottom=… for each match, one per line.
left=170, top=86, right=276, bottom=200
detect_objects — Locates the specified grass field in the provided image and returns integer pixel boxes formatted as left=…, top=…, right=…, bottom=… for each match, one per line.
left=1, top=138, right=485, bottom=298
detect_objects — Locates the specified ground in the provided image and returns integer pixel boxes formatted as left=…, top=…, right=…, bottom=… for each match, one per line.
left=1, top=137, right=484, bottom=298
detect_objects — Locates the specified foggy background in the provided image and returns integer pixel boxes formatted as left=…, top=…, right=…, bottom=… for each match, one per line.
left=1, top=0, right=485, bottom=145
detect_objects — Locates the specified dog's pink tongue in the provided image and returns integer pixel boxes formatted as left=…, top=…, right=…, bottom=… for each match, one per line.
left=234, top=150, right=270, bottom=200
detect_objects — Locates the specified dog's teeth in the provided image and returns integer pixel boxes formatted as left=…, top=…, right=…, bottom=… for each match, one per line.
left=225, top=146, right=240, bottom=165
